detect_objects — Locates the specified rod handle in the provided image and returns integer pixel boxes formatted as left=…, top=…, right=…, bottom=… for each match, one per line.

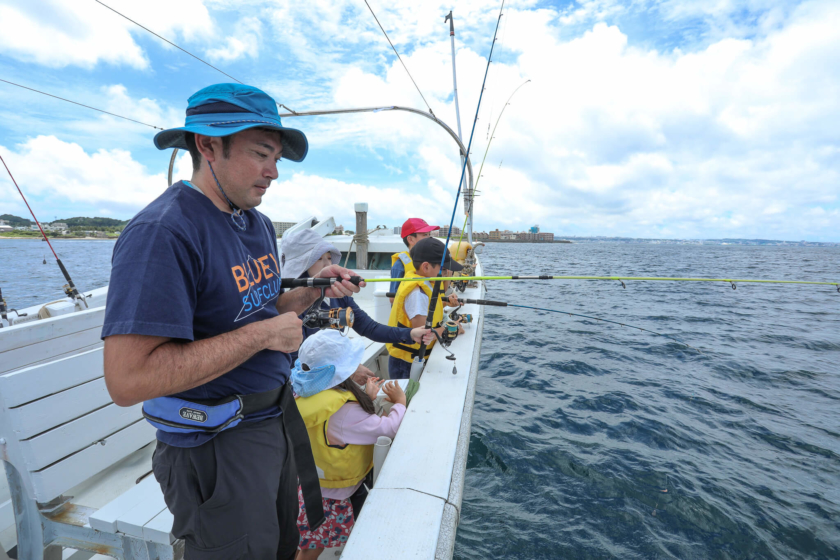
left=281, top=276, right=364, bottom=289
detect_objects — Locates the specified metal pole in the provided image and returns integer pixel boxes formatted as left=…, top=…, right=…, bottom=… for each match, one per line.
left=445, top=11, right=472, bottom=244
left=355, top=203, right=368, bottom=270
left=169, top=106, right=476, bottom=197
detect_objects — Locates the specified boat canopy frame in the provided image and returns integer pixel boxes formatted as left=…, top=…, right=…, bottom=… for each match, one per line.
left=167, top=105, right=475, bottom=243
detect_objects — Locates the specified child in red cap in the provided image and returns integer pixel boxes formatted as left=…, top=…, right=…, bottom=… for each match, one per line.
left=389, top=218, right=440, bottom=301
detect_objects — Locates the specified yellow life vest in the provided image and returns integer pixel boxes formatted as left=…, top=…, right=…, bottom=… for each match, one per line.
left=390, top=250, right=416, bottom=277
left=386, top=271, right=444, bottom=363
left=295, top=389, right=374, bottom=489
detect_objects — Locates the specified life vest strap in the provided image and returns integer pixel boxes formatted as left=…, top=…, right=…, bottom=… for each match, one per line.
left=390, top=342, right=433, bottom=359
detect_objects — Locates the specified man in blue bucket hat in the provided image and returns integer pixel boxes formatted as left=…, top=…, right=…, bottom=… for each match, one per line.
left=102, top=83, right=362, bottom=559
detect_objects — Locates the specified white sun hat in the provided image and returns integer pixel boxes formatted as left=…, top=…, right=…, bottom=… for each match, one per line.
left=281, top=229, right=342, bottom=279
left=290, top=330, right=365, bottom=398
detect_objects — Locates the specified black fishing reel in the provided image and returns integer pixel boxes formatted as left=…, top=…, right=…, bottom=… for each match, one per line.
left=303, top=306, right=354, bottom=331
left=448, top=307, right=473, bottom=325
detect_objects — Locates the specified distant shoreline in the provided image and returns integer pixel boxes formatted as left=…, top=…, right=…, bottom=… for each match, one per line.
left=478, top=239, right=572, bottom=244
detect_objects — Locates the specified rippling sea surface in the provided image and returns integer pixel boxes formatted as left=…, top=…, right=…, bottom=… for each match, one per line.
left=1, top=239, right=838, bottom=558
left=457, top=243, right=839, bottom=559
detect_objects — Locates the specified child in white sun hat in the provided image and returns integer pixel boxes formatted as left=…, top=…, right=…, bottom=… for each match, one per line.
left=292, top=330, right=406, bottom=558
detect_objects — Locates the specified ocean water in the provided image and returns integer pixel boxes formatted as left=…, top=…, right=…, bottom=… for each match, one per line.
left=456, top=243, right=840, bottom=559
left=1, top=239, right=838, bottom=558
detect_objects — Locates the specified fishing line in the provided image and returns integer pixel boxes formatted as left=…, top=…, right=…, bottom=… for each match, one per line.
left=0, top=153, right=87, bottom=306
left=93, top=1, right=297, bottom=113
left=363, top=0, right=437, bottom=116
left=94, top=0, right=244, bottom=85
left=505, top=304, right=700, bottom=352
left=384, top=291, right=700, bottom=351
left=0, top=79, right=164, bottom=130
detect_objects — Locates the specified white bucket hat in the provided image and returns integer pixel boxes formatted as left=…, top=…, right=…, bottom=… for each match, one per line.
left=290, top=330, right=365, bottom=398
left=281, top=229, right=342, bottom=279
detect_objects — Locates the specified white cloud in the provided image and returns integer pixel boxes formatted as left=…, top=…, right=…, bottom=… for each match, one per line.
left=0, top=136, right=166, bottom=211
left=206, top=17, right=262, bottom=62
left=306, top=0, right=840, bottom=240
left=0, top=0, right=214, bottom=69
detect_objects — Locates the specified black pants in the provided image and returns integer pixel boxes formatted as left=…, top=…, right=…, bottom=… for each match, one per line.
left=152, top=416, right=299, bottom=560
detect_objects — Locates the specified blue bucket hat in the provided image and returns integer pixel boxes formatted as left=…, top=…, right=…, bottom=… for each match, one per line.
left=154, top=83, right=308, bottom=162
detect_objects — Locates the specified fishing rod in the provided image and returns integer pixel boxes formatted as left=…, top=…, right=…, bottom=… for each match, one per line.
left=367, top=275, right=840, bottom=290
left=0, top=154, right=88, bottom=308
left=281, top=275, right=839, bottom=291
left=454, top=79, right=531, bottom=257
left=384, top=292, right=700, bottom=352
left=408, top=1, right=506, bottom=381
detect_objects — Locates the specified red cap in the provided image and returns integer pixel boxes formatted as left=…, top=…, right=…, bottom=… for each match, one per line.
left=401, top=218, right=440, bottom=238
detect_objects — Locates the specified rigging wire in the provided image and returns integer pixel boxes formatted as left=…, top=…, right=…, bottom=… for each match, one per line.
left=94, top=0, right=243, bottom=84
left=0, top=79, right=164, bottom=130
left=362, top=0, right=437, bottom=116
left=93, top=1, right=297, bottom=114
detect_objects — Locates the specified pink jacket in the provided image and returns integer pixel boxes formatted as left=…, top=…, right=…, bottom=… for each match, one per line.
left=321, top=402, right=406, bottom=500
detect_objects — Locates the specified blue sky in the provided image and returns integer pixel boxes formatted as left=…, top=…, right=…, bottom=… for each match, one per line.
left=0, top=0, right=838, bottom=241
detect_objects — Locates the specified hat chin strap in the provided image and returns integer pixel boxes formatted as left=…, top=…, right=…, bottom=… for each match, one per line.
left=207, top=160, right=247, bottom=231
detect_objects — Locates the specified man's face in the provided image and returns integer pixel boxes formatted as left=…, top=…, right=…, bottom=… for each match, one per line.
left=407, top=231, right=431, bottom=248
left=208, top=128, right=283, bottom=211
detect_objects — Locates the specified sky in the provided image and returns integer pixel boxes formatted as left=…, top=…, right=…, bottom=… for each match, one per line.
left=0, top=0, right=838, bottom=241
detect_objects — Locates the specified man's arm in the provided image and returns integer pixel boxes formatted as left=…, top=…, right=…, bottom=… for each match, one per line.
left=104, top=312, right=302, bottom=407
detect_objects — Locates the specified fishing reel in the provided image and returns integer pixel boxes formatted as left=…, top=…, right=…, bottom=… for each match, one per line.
left=445, top=304, right=473, bottom=325
left=300, top=283, right=354, bottom=333
left=303, top=306, right=354, bottom=331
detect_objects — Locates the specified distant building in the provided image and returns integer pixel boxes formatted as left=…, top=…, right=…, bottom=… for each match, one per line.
left=0, top=225, right=12, bottom=232
left=393, top=226, right=401, bottom=235
left=473, top=231, right=489, bottom=240
left=538, top=232, right=554, bottom=241
left=94, top=231, right=108, bottom=238
left=30, top=225, right=40, bottom=231
left=489, top=229, right=501, bottom=240
left=272, top=221, right=296, bottom=237
left=0, top=219, right=7, bottom=226
left=50, top=222, right=68, bottom=231
left=334, top=225, right=345, bottom=235
left=438, top=225, right=460, bottom=238
left=529, top=225, right=539, bottom=234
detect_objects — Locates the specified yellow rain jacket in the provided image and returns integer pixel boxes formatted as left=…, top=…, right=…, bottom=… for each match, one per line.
left=296, top=389, right=373, bottom=489
left=391, top=250, right=416, bottom=277
left=386, top=271, right=444, bottom=363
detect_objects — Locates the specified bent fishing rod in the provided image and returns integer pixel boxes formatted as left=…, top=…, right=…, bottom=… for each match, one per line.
left=0, top=154, right=88, bottom=310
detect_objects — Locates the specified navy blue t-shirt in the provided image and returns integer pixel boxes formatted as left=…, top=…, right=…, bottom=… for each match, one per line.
left=102, top=181, right=289, bottom=447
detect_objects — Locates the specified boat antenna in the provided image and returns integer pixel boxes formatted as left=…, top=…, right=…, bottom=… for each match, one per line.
left=409, top=1, right=507, bottom=381
left=363, top=0, right=437, bottom=116
left=0, top=154, right=87, bottom=307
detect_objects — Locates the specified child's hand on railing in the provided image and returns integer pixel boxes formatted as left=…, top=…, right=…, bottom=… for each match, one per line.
left=382, top=380, right=407, bottom=407
left=365, top=377, right=385, bottom=400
